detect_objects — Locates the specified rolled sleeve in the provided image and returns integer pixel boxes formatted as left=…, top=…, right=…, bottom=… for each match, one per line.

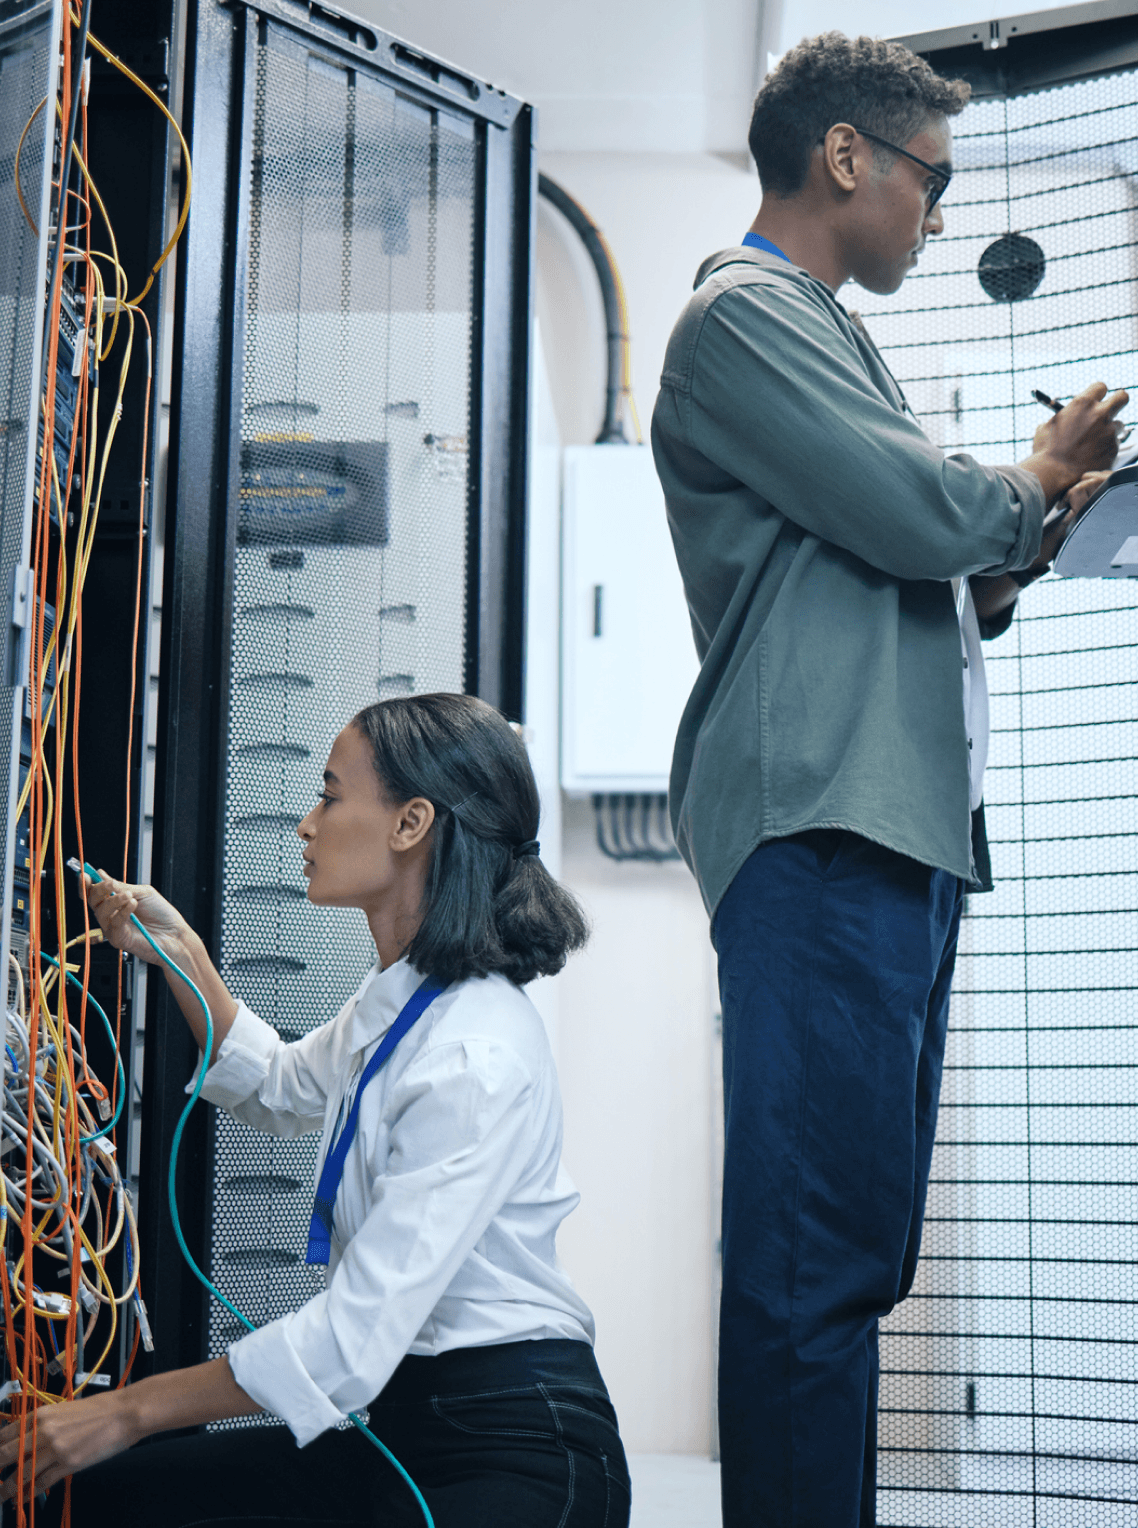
left=190, top=1002, right=282, bottom=1110
left=226, top=1039, right=538, bottom=1443
left=188, top=1001, right=341, bottom=1136
left=227, top=1320, right=344, bottom=1447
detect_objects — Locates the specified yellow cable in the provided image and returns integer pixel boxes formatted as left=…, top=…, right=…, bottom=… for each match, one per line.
left=68, top=138, right=124, bottom=358
left=13, top=250, right=106, bottom=824
left=72, top=11, right=193, bottom=306
left=14, top=265, right=137, bottom=829
left=13, top=97, right=46, bottom=237
left=9, top=25, right=162, bottom=1405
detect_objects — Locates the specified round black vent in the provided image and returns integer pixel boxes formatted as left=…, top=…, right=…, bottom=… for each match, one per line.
left=978, top=233, right=1046, bottom=303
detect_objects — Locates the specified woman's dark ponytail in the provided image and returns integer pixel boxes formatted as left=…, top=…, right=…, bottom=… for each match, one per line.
left=353, top=695, right=588, bottom=986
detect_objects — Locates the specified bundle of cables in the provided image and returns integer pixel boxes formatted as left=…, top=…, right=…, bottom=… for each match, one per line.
left=3, top=3, right=190, bottom=1521
left=7, top=9, right=433, bottom=1525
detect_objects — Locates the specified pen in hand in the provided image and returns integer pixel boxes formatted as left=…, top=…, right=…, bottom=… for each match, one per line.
left=1033, top=386, right=1133, bottom=443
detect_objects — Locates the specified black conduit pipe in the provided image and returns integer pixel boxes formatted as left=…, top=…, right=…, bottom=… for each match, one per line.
left=537, top=173, right=627, bottom=444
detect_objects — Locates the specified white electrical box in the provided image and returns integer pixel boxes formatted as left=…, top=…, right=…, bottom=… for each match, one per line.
left=561, top=444, right=700, bottom=794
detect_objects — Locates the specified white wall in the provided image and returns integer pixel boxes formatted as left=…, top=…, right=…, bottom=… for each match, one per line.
left=536, top=153, right=761, bottom=449
left=357, top=0, right=759, bottom=153
left=352, top=0, right=763, bottom=1458
left=350, top=0, right=1087, bottom=1458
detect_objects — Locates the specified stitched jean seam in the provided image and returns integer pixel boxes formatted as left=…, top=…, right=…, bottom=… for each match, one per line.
left=541, top=1399, right=609, bottom=1421
left=429, top=1392, right=553, bottom=1439
left=538, top=1382, right=575, bottom=1528
left=423, top=1383, right=539, bottom=1403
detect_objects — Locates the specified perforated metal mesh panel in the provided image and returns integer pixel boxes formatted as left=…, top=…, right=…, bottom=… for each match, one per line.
left=205, top=20, right=475, bottom=1413
left=851, top=64, right=1138, bottom=1524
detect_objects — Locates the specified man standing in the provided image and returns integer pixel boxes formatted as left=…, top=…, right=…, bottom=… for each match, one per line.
left=651, top=32, right=1125, bottom=1528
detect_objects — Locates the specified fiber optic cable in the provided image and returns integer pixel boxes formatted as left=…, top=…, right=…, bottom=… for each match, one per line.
left=70, top=864, right=436, bottom=1528
left=36, top=957, right=123, bottom=1143
left=4, top=19, right=193, bottom=1518
left=67, top=8, right=193, bottom=306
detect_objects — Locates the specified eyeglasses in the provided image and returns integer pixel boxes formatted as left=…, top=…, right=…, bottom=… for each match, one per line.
left=848, top=127, right=952, bottom=211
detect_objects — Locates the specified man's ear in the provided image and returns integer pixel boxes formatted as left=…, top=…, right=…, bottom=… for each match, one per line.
left=392, top=797, right=436, bottom=853
left=820, top=123, right=860, bottom=196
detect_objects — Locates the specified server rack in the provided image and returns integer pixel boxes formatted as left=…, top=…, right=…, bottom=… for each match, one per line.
left=0, top=1, right=61, bottom=1006
left=137, top=0, right=535, bottom=1385
left=0, top=0, right=181, bottom=1417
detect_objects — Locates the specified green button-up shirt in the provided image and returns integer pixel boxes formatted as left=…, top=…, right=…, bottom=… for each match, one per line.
left=651, top=247, right=1045, bottom=919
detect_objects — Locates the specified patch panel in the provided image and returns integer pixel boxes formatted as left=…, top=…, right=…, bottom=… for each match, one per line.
left=35, top=287, right=92, bottom=527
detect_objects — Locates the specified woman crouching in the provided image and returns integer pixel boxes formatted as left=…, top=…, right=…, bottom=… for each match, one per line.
left=4, top=693, right=630, bottom=1528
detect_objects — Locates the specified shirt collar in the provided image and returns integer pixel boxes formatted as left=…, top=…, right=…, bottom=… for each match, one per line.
left=741, top=231, right=790, bottom=262
left=347, top=956, right=425, bottom=1054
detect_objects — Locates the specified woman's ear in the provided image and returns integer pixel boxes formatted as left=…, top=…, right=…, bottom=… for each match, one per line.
left=391, top=796, right=436, bottom=853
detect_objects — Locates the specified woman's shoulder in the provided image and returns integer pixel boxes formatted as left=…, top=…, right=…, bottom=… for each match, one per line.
left=425, top=972, right=554, bottom=1079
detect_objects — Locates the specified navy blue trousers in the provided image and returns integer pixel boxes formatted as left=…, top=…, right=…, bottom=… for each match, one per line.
left=712, top=831, right=963, bottom=1528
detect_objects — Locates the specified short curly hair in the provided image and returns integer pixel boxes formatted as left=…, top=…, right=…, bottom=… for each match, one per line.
left=750, top=32, right=970, bottom=198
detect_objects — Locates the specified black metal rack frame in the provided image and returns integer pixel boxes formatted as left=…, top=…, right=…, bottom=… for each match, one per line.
left=137, top=0, right=535, bottom=1378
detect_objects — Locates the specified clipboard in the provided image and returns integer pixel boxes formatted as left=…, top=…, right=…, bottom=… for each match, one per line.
left=1053, top=464, right=1138, bottom=579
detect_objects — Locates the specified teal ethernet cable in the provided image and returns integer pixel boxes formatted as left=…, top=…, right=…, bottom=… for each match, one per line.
left=68, top=860, right=435, bottom=1528
left=38, top=951, right=125, bottom=1144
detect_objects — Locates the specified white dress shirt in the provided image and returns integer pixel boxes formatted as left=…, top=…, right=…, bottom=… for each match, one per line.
left=196, top=958, right=595, bottom=1446
left=953, top=579, right=990, bottom=812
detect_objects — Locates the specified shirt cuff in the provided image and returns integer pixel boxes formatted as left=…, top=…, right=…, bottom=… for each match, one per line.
left=184, top=1001, right=281, bottom=1111
left=991, top=464, right=1047, bottom=573
left=227, top=1318, right=346, bottom=1447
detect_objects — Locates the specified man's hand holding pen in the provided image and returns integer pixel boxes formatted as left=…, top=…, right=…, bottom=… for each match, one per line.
left=1033, top=387, right=1134, bottom=447
left=1023, top=380, right=1131, bottom=572
left=970, top=383, right=1127, bottom=622
left=1030, top=382, right=1130, bottom=484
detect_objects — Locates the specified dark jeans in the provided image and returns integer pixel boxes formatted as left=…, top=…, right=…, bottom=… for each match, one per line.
left=712, top=831, right=963, bottom=1528
left=48, top=1339, right=630, bottom=1528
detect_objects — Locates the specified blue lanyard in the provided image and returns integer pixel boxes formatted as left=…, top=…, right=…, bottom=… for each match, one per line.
left=741, top=231, right=790, bottom=262
left=305, top=976, right=444, bottom=1266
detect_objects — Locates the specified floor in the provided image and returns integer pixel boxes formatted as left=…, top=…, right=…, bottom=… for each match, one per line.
left=628, top=1455, right=722, bottom=1527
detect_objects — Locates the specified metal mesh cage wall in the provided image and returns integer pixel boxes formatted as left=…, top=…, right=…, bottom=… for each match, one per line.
left=204, top=19, right=476, bottom=1410
left=850, top=59, right=1138, bottom=1525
